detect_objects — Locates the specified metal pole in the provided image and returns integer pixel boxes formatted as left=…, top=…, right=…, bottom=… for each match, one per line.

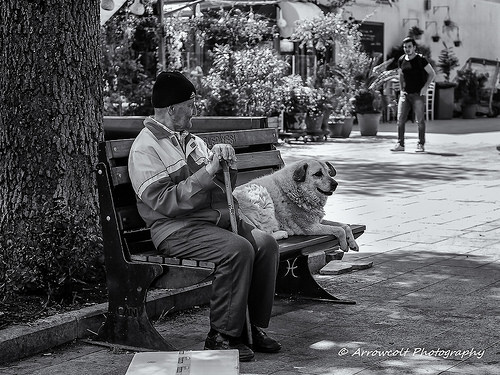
left=158, top=0, right=166, bottom=73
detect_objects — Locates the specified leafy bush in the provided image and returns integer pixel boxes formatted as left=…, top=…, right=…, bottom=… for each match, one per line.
left=454, top=69, right=488, bottom=105
left=280, top=75, right=316, bottom=114
left=202, top=45, right=289, bottom=116
left=101, top=10, right=158, bottom=116
left=0, top=199, right=104, bottom=302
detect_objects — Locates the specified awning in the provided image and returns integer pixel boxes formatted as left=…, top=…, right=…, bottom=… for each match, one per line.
left=100, top=0, right=127, bottom=25
left=278, top=1, right=324, bottom=39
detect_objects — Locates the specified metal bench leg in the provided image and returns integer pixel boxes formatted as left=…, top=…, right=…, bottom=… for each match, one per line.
left=97, top=262, right=177, bottom=351
left=276, top=255, right=356, bottom=304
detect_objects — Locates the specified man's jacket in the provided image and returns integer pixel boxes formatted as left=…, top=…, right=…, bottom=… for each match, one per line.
left=128, top=117, right=237, bottom=249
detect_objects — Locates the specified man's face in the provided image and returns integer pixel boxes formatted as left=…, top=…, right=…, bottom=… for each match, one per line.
left=403, top=42, right=416, bottom=56
left=171, top=98, right=196, bottom=131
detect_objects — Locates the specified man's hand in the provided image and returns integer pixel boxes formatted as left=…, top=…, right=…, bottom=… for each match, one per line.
left=206, top=144, right=237, bottom=175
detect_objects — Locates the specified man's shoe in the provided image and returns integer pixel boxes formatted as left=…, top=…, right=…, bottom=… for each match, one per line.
left=204, top=330, right=255, bottom=362
left=415, top=143, right=425, bottom=152
left=391, top=143, right=405, bottom=152
left=250, top=325, right=282, bottom=353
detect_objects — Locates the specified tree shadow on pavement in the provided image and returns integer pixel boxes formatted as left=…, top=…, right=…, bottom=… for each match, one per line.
left=322, top=160, right=492, bottom=197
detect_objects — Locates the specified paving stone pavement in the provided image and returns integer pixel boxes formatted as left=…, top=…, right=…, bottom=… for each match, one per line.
left=1, top=118, right=499, bottom=375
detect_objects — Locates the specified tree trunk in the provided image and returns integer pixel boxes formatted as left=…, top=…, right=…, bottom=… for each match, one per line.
left=0, top=1, right=103, bottom=296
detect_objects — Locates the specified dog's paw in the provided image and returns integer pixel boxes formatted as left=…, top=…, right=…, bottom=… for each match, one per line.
left=348, top=239, right=359, bottom=252
left=272, top=230, right=289, bottom=240
left=328, top=227, right=349, bottom=251
left=337, top=234, right=349, bottom=252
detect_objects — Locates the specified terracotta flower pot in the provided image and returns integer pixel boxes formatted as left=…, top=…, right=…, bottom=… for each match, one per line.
left=328, top=120, right=343, bottom=138
left=462, top=104, right=477, bottom=119
left=340, top=117, right=354, bottom=138
left=305, top=114, right=324, bottom=133
left=328, top=117, right=353, bottom=138
left=357, top=113, right=381, bottom=136
left=284, top=112, right=306, bottom=132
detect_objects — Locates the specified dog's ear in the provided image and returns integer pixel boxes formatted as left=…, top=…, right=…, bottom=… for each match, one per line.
left=293, top=163, right=308, bottom=182
left=325, top=161, right=337, bottom=177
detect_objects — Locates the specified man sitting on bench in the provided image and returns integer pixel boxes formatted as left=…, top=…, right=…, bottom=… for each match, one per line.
left=128, top=71, right=281, bottom=362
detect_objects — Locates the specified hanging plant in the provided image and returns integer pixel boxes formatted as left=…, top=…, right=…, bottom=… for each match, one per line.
left=408, top=25, right=424, bottom=39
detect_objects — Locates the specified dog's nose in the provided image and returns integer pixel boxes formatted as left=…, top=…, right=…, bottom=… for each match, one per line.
left=331, top=179, right=338, bottom=191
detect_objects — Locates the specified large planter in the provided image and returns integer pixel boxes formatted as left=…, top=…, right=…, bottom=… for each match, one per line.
left=284, top=112, right=306, bottom=132
left=305, top=114, right=324, bottom=133
left=328, top=117, right=354, bottom=138
left=462, top=104, right=477, bottom=119
left=435, top=84, right=455, bottom=119
left=357, top=113, right=381, bottom=136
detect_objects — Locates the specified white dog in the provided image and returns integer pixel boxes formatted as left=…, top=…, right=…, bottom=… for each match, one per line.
left=234, top=159, right=359, bottom=252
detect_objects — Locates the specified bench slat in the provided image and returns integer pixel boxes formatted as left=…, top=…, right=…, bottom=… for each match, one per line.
left=198, top=128, right=278, bottom=149
left=103, top=116, right=268, bottom=139
left=127, top=225, right=366, bottom=265
left=278, top=224, right=366, bottom=258
left=109, top=150, right=283, bottom=187
left=130, top=253, right=215, bottom=269
left=236, top=168, right=275, bottom=186
left=105, top=128, right=278, bottom=160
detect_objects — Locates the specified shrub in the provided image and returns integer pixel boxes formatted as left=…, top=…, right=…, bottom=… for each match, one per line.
left=0, top=199, right=104, bottom=302
left=202, top=45, right=289, bottom=116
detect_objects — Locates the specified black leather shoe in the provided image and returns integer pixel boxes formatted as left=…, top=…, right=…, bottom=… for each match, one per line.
left=204, top=330, right=255, bottom=362
left=250, top=325, right=282, bottom=353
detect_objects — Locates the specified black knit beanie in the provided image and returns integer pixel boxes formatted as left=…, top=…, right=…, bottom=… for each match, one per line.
left=151, top=71, right=196, bottom=108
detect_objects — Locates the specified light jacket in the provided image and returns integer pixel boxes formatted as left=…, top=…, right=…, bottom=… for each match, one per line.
left=128, top=117, right=237, bottom=248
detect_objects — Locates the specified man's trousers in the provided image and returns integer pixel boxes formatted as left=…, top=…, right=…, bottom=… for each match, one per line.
left=158, top=219, right=279, bottom=337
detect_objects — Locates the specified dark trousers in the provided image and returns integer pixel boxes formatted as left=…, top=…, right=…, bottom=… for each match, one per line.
left=158, top=219, right=279, bottom=337
left=397, top=92, right=426, bottom=146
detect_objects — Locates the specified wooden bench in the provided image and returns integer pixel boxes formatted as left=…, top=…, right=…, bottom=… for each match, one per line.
left=95, top=117, right=365, bottom=351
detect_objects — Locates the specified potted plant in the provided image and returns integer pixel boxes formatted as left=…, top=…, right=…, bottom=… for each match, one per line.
left=280, top=75, right=314, bottom=132
left=352, top=56, right=397, bottom=136
left=454, top=68, right=488, bottom=118
left=352, top=89, right=383, bottom=136
left=328, top=96, right=355, bottom=138
left=408, top=26, right=424, bottom=40
left=435, top=42, right=459, bottom=119
left=305, top=87, right=332, bottom=135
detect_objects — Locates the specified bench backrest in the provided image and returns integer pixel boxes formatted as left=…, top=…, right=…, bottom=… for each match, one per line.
left=97, top=127, right=283, bottom=259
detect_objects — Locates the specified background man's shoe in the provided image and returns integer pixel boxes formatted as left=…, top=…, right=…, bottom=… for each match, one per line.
left=250, top=325, right=282, bottom=353
left=415, top=143, right=425, bottom=152
left=391, top=143, right=405, bottom=152
left=204, top=330, right=255, bottom=362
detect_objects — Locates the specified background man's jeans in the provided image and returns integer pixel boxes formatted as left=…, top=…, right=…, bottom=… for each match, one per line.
left=397, top=92, right=426, bottom=146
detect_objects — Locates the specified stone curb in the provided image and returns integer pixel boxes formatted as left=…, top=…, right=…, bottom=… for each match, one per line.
left=0, top=283, right=212, bottom=365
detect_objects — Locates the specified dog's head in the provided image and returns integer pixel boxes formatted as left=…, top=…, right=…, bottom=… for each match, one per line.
left=292, top=160, right=338, bottom=197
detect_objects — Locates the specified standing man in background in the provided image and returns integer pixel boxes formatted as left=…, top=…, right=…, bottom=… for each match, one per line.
left=391, top=37, right=436, bottom=153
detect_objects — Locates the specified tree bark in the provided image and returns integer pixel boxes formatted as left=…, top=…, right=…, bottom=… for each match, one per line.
left=0, top=1, right=103, bottom=294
